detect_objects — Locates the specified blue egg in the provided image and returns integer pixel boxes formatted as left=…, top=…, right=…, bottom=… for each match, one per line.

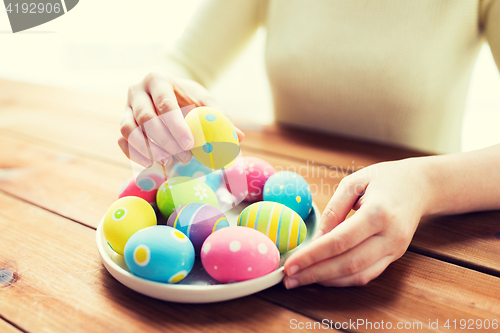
left=124, top=226, right=195, bottom=283
left=171, top=156, right=222, bottom=191
left=263, top=171, right=312, bottom=220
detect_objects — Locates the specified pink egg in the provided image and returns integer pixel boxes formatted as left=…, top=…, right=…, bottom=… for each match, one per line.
left=224, top=156, right=276, bottom=202
left=201, top=226, right=280, bottom=283
left=118, top=171, right=166, bottom=206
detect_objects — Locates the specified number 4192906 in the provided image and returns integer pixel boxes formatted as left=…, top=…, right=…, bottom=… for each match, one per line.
left=6, top=2, right=61, bottom=14
left=444, top=319, right=498, bottom=330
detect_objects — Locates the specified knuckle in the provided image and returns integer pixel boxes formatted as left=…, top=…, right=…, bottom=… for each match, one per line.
left=332, top=235, right=349, bottom=254
left=345, top=258, right=363, bottom=276
left=322, top=206, right=339, bottom=223
left=143, top=72, right=158, bottom=86
left=135, top=108, right=153, bottom=126
left=354, top=273, right=370, bottom=286
left=157, top=98, right=178, bottom=113
left=119, top=122, right=134, bottom=139
left=367, top=203, right=392, bottom=229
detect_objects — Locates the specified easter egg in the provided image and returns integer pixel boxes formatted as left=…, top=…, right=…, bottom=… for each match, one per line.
left=167, top=203, right=230, bottom=255
left=237, top=201, right=307, bottom=253
left=156, top=176, right=218, bottom=219
left=225, top=156, right=275, bottom=202
left=201, top=226, right=279, bottom=283
left=185, top=107, right=240, bottom=170
left=170, top=156, right=222, bottom=191
left=263, top=171, right=312, bottom=220
left=118, top=171, right=166, bottom=207
left=103, top=196, right=157, bottom=255
left=124, top=225, right=195, bottom=283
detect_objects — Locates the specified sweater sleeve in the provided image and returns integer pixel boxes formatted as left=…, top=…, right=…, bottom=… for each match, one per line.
left=159, top=0, right=267, bottom=88
left=482, top=0, right=500, bottom=72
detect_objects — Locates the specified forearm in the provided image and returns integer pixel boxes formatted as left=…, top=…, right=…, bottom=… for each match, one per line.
left=420, top=144, right=500, bottom=215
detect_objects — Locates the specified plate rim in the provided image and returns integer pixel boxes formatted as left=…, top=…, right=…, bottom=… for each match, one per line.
left=95, top=202, right=319, bottom=303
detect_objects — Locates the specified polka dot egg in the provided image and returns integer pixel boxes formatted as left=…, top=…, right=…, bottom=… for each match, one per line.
left=124, top=225, right=195, bottom=283
left=170, top=156, right=222, bottom=191
left=263, top=171, right=312, bottom=220
left=103, top=196, right=157, bottom=255
left=238, top=201, right=307, bottom=253
left=185, top=107, right=240, bottom=170
left=225, top=156, right=276, bottom=202
left=118, top=171, right=166, bottom=207
left=167, top=203, right=230, bottom=255
left=201, top=226, right=279, bottom=283
left=156, top=176, right=218, bottom=219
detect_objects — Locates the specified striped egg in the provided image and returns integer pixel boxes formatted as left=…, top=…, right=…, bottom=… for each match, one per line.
left=237, top=201, right=307, bottom=253
left=167, top=203, right=230, bottom=255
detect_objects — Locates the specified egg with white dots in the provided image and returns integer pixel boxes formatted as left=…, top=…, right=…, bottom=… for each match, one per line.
left=238, top=201, right=307, bottom=253
left=200, top=226, right=280, bottom=283
left=124, top=225, right=195, bottom=283
left=263, top=171, right=312, bottom=220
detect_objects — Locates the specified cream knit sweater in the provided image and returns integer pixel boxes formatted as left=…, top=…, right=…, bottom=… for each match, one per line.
left=165, top=0, right=500, bottom=153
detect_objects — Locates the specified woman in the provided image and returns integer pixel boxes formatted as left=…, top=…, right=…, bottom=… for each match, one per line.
left=118, top=0, right=500, bottom=288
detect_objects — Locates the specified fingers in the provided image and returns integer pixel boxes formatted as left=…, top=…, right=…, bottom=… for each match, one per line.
left=120, top=106, right=172, bottom=165
left=313, top=173, right=369, bottom=240
left=145, top=75, right=194, bottom=151
left=117, top=137, right=152, bottom=168
left=283, top=235, right=388, bottom=288
left=284, top=204, right=383, bottom=276
left=318, top=255, right=394, bottom=287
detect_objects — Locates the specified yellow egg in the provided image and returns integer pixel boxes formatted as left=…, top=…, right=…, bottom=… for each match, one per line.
left=103, top=196, right=157, bottom=255
left=185, top=107, right=240, bottom=170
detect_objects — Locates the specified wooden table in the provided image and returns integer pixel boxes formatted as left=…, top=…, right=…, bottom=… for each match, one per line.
left=1, top=79, right=499, bottom=332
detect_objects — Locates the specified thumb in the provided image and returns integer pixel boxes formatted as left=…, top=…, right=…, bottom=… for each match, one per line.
left=313, top=174, right=369, bottom=241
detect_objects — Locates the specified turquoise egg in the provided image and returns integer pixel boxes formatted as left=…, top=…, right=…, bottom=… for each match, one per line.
left=124, top=225, right=195, bottom=283
left=263, top=171, right=312, bottom=220
left=170, top=156, right=223, bottom=191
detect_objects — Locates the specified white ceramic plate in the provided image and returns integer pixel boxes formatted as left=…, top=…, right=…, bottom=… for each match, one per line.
left=96, top=202, right=319, bottom=303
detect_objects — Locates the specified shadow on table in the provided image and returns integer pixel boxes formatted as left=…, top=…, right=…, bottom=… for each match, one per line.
left=255, top=255, right=410, bottom=323
left=98, top=267, right=297, bottom=330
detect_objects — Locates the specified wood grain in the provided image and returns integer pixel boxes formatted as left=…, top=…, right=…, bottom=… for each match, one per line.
left=0, top=135, right=340, bottom=229
left=0, top=319, right=23, bottom=333
left=0, top=192, right=324, bottom=333
left=259, top=252, right=500, bottom=333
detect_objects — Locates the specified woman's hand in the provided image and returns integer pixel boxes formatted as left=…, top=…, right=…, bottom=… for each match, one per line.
left=118, top=72, right=244, bottom=167
left=283, top=158, right=431, bottom=288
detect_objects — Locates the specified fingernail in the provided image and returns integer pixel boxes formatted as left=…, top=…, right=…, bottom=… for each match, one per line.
left=177, top=151, right=191, bottom=163
left=181, top=137, right=193, bottom=150
left=312, top=230, right=324, bottom=241
left=287, top=265, right=299, bottom=276
left=285, top=278, right=299, bottom=289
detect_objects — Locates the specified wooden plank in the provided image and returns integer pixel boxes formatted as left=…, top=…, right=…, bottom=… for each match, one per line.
left=0, top=319, right=23, bottom=333
left=0, top=134, right=130, bottom=228
left=0, top=79, right=426, bottom=170
left=2, top=80, right=500, bottom=275
left=0, top=192, right=324, bottom=333
left=258, top=252, right=500, bottom=333
left=411, top=213, right=500, bottom=276
left=2, top=131, right=500, bottom=277
left=238, top=123, right=429, bottom=171
left=0, top=135, right=341, bottom=228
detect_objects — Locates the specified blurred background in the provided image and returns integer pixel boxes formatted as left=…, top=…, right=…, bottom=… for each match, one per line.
left=1, top=0, right=499, bottom=152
